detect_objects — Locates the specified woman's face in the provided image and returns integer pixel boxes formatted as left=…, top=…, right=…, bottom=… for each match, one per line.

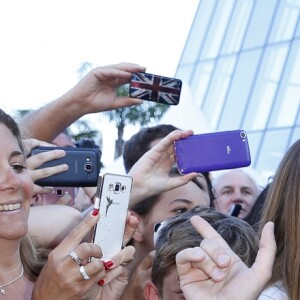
left=0, top=124, right=33, bottom=240
left=140, top=174, right=210, bottom=251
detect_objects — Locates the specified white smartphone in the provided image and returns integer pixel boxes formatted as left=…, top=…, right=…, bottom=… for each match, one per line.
left=92, top=173, right=132, bottom=261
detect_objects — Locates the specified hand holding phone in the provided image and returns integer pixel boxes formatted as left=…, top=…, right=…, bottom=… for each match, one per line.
left=29, top=146, right=100, bottom=187
left=129, top=72, right=182, bottom=105
left=174, top=130, right=251, bottom=174
left=92, top=173, right=132, bottom=261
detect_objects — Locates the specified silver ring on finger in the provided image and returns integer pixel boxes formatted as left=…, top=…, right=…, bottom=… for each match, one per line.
left=69, top=249, right=82, bottom=266
left=79, top=265, right=90, bottom=280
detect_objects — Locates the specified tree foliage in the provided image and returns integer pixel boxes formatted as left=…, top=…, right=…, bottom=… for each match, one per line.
left=104, top=84, right=169, bottom=158
left=68, top=119, right=98, bottom=142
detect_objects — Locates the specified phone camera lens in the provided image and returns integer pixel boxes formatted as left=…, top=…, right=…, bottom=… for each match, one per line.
left=240, top=131, right=247, bottom=139
left=114, top=183, right=121, bottom=193
left=84, top=162, right=93, bottom=172
left=56, top=189, right=64, bottom=196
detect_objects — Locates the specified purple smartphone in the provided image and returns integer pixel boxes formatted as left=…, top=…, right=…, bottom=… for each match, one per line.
left=174, top=130, right=251, bottom=174
left=129, top=72, right=182, bottom=105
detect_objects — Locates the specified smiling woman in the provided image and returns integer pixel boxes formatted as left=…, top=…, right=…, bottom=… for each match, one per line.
left=0, top=108, right=137, bottom=299
left=0, top=108, right=38, bottom=298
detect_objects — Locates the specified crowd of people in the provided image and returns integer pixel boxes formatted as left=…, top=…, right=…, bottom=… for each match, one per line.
left=0, top=61, right=297, bottom=299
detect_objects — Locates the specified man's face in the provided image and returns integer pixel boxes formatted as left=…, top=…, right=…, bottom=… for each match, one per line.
left=213, top=170, right=258, bottom=219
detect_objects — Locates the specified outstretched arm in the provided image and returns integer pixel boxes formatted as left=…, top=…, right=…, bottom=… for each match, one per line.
left=19, top=63, right=146, bottom=141
left=176, top=216, right=276, bottom=300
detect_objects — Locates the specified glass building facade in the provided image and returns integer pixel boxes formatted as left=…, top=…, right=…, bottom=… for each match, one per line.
left=176, top=0, right=300, bottom=181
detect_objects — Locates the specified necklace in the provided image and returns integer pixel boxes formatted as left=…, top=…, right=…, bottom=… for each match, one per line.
left=0, top=266, right=24, bottom=295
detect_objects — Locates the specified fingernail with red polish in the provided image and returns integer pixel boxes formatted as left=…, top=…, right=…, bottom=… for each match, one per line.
left=92, top=209, right=99, bottom=216
left=98, top=279, right=105, bottom=286
left=104, top=261, right=113, bottom=270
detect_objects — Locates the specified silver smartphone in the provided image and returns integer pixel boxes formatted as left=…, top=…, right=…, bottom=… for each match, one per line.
left=92, top=173, right=132, bottom=261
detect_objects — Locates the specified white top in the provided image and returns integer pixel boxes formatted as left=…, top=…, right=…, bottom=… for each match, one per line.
left=258, top=282, right=288, bottom=300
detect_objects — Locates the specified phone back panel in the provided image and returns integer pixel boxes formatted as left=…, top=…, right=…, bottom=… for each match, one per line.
left=30, top=146, right=100, bottom=187
left=174, top=130, right=251, bottom=174
left=129, top=72, right=182, bottom=105
left=92, top=173, right=132, bottom=261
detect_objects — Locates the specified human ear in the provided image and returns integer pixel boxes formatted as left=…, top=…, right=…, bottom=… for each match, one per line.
left=144, top=281, right=159, bottom=300
left=132, top=225, right=144, bottom=243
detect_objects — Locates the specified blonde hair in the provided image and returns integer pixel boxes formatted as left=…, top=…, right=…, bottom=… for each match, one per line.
left=20, top=235, right=50, bottom=281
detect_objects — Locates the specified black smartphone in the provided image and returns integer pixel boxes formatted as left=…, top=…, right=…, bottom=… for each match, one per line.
left=129, top=72, right=182, bottom=105
left=229, top=204, right=242, bottom=217
left=174, top=130, right=251, bottom=174
left=92, top=173, right=132, bottom=261
left=29, top=146, right=101, bottom=187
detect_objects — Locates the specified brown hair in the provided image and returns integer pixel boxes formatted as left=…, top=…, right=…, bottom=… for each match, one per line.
left=152, top=206, right=259, bottom=296
left=259, top=139, right=300, bottom=300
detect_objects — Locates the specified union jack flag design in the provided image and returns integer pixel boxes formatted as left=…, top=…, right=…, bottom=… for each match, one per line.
left=129, top=72, right=182, bottom=105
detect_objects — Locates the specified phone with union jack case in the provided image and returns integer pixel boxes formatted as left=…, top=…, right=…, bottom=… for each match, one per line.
left=129, top=72, right=182, bottom=105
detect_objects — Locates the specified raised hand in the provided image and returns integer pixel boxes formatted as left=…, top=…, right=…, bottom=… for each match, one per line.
left=128, top=129, right=198, bottom=208
left=176, top=216, right=276, bottom=300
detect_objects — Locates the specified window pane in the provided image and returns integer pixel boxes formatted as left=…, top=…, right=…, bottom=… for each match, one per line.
left=201, top=57, right=236, bottom=128
left=201, top=0, right=235, bottom=59
left=243, top=0, right=277, bottom=49
left=269, top=41, right=300, bottom=127
left=290, top=126, right=300, bottom=144
left=180, top=0, right=216, bottom=64
left=246, top=131, right=262, bottom=169
left=217, top=49, right=262, bottom=130
left=255, top=129, right=290, bottom=180
left=191, top=62, right=214, bottom=108
left=243, top=45, right=289, bottom=130
left=221, top=0, right=253, bottom=54
left=269, top=0, right=300, bottom=42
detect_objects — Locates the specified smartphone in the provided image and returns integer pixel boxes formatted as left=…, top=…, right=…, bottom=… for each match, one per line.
left=174, top=130, right=251, bottom=174
left=29, top=146, right=100, bottom=187
left=32, top=187, right=77, bottom=206
left=129, top=72, right=182, bottom=105
left=92, top=173, right=132, bottom=261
